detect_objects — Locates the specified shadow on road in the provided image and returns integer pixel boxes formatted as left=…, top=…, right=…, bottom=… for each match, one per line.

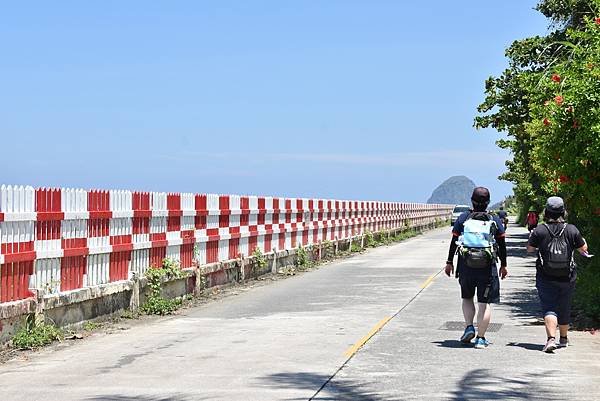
left=502, top=284, right=541, bottom=323
left=450, top=369, right=561, bottom=400
left=502, top=232, right=543, bottom=324
left=506, top=342, right=544, bottom=351
left=86, top=395, right=202, bottom=401
left=259, top=372, right=389, bottom=401
left=505, top=232, right=531, bottom=258
left=432, top=340, right=471, bottom=348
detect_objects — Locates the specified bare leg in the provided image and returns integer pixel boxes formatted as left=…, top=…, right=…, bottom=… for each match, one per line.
left=476, top=303, right=491, bottom=337
left=544, top=314, right=558, bottom=338
left=462, top=298, right=475, bottom=326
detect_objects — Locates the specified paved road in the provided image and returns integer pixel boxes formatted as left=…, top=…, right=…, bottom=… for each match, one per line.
left=1, top=225, right=598, bottom=400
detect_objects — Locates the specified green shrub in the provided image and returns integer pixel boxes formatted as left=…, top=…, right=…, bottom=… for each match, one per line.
left=141, top=296, right=182, bottom=316
left=364, top=231, right=376, bottom=248
left=573, top=233, right=600, bottom=323
left=574, top=270, right=600, bottom=322
left=12, top=317, right=63, bottom=350
left=252, top=247, right=268, bottom=277
left=141, top=258, right=185, bottom=315
left=321, top=240, right=334, bottom=259
left=83, top=321, right=101, bottom=331
left=296, top=245, right=312, bottom=269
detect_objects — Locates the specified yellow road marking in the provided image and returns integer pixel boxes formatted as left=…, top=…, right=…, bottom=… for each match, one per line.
left=420, top=273, right=438, bottom=289
left=344, top=316, right=392, bottom=358
left=343, top=271, right=440, bottom=358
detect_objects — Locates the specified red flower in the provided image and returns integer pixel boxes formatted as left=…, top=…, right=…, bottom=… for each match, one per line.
left=555, top=95, right=564, bottom=105
left=576, top=177, right=584, bottom=185
left=551, top=74, right=561, bottom=82
left=543, top=118, right=551, bottom=126
left=595, top=17, right=600, bottom=25
left=559, top=175, right=570, bottom=183
left=572, top=120, right=579, bottom=129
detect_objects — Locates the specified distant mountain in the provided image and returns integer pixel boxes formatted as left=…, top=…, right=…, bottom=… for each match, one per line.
left=427, top=176, right=476, bottom=205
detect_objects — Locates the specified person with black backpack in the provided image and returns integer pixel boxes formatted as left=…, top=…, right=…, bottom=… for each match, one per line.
left=444, top=187, right=508, bottom=349
left=527, top=196, right=589, bottom=353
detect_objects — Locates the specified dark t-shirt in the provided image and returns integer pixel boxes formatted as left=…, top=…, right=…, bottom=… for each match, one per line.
left=528, top=222, right=585, bottom=282
left=452, top=211, right=506, bottom=275
left=498, top=210, right=508, bottom=219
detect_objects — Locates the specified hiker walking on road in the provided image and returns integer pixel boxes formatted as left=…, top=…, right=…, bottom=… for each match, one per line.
left=444, top=187, right=508, bottom=349
left=526, top=210, right=539, bottom=232
left=527, top=197, right=589, bottom=353
left=498, top=207, right=509, bottom=231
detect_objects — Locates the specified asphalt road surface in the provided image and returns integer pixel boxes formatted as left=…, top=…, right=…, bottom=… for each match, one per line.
left=1, top=225, right=598, bottom=400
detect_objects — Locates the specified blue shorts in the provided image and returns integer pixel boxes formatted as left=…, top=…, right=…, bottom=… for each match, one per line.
left=536, top=274, right=575, bottom=325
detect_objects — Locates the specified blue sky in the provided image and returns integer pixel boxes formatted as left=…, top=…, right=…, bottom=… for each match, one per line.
left=0, top=1, right=549, bottom=203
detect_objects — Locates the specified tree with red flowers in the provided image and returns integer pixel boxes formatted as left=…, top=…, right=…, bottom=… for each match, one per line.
left=475, top=0, right=600, bottom=322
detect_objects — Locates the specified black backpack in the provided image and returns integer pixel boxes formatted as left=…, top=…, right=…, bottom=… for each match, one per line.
left=541, top=223, right=572, bottom=277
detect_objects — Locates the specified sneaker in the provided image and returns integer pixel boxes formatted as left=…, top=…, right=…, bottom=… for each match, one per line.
left=460, top=325, right=476, bottom=343
left=558, top=336, right=569, bottom=348
left=474, top=337, right=489, bottom=349
left=543, top=337, right=557, bottom=353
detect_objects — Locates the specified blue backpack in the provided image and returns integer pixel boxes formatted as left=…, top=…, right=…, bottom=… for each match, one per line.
left=459, top=212, right=498, bottom=268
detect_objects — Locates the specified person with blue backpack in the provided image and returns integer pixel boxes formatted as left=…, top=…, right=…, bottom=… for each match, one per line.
left=527, top=196, right=589, bottom=353
left=444, top=187, right=508, bottom=349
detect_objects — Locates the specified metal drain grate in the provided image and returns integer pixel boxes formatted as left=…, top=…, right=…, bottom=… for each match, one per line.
left=438, top=321, right=503, bottom=333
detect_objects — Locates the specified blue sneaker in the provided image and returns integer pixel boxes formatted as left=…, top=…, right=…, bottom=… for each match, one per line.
left=474, top=337, right=490, bottom=349
left=460, top=325, right=476, bottom=343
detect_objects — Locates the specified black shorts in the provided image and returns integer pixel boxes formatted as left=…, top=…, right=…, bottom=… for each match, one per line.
left=459, top=268, right=500, bottom=304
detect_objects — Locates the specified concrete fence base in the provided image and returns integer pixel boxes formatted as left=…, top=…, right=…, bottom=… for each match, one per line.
left=0, top=222, right=444, bottom=344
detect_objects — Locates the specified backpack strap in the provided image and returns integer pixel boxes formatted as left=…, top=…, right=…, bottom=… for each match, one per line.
left=560, top=223, right=567, bottom=235
left=543, top=223, right=567, bottom=238
left=543, top=223, right=553, bottom=238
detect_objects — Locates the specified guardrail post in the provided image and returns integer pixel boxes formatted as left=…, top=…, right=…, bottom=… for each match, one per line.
left=129, top=274, right=140, bottom=313
left=271, top=248, right=278, bottom=274
left=34, top=288, right=45, bottom=324
left=318, top=241, right=322, bottom=261
left=240, top=254, right=246, bottom=281
left=194, top=265, right=204, bottom=295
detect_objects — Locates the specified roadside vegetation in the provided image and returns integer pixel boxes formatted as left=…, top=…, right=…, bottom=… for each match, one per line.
left=141, top=258, right=185, bottom=315
left=475, top=0, right=600, bottom=324
left=11, top=316, right=63, bottom=350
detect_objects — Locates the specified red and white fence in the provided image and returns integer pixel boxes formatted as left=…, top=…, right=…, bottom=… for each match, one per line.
left=0, top=185, right=452, bottom=303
